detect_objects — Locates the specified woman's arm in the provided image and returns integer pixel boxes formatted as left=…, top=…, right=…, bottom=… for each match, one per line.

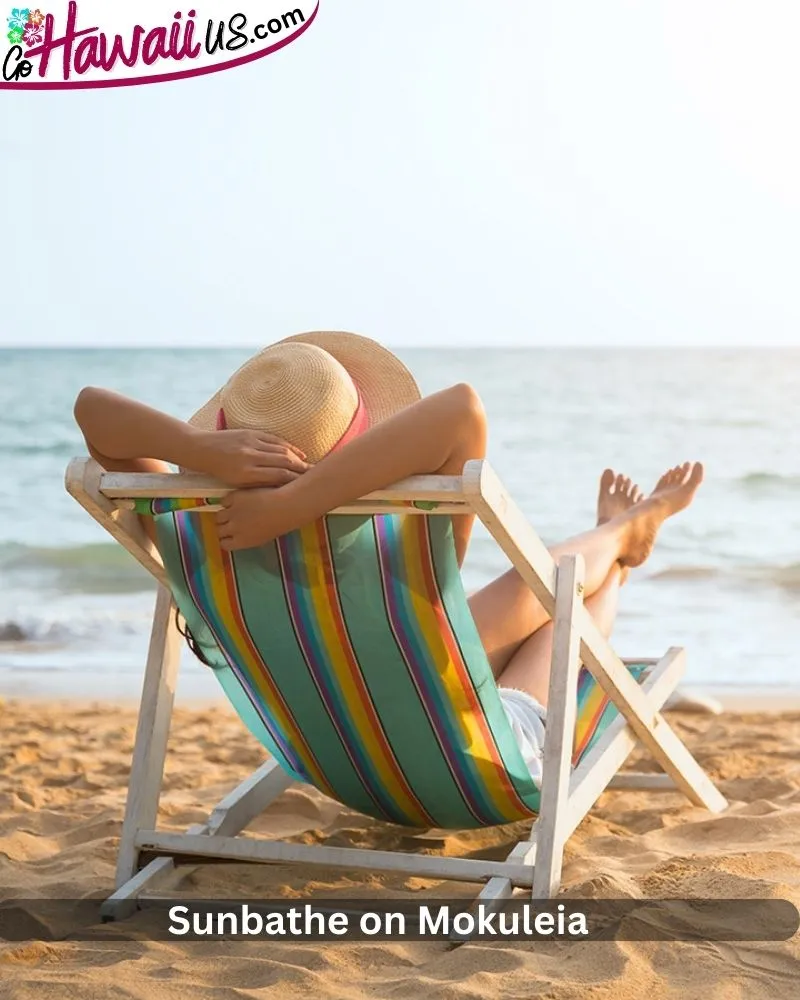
left=216, top=382, right=487, bottom=565
left=74, top=387, right=308, bottom=485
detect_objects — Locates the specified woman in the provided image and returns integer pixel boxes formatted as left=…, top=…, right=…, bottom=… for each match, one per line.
left=74, top=331, right=703, bottom=786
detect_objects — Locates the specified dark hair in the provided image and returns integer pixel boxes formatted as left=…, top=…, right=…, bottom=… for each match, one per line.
left=174, top=608, right=214, bottom=667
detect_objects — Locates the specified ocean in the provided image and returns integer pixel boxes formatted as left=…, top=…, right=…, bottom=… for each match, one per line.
left=1, top=347, right=799, bottom=701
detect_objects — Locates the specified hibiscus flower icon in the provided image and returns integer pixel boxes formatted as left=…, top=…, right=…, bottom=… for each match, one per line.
left=7, top=8, right=30, bottom=31
left=6, top=25, right=23, bottom=44
left=27, top=7, right=43, bottom=25
left=22, top=20, right=41, bottom=44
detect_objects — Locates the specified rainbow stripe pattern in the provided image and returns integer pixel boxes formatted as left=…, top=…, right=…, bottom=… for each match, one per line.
left=152, top=507, right=649, bottom=829
left=132, top=498, right=220, bottom=516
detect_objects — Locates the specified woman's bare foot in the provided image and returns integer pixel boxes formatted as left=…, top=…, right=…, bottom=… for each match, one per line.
left=597, top=471, right=643, bottom=584
left=597, top=469, right=644, bottom=525
left=616, top=462, right=705, bottom=568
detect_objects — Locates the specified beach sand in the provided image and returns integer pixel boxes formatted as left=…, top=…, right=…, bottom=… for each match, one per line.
left=1, top=698, right=799, bottom=999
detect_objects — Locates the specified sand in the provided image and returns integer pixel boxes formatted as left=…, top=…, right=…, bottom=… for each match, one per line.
left=1, top=698, right=799, bottom=999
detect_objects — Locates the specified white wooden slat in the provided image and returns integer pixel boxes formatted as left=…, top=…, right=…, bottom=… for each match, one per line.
left=472, top=877, right=516, bottom=905
left=134, top=832, right=536, bottom=887
left=101, top=855, right=186, bottom=921
left=575, top=625, right=727, bottom=812
left=206, top=760, right=294, bottom=835
left=114, top=587, right=183, bottom=887
left=531, top=555, right=585, bottom=899
left=608, top=773, right=676, bottom=790
left=65, top=458, right=168, bottom=585
left=506, top=840, right=538, bottom=866
left=462, top=822, right=541, bottom=943
left=565, top=649, right=692, bottom=838
left=98, top=470, right=467, bottom=502
left=462, top=459, right=558, bottom=615
left=113, top=500, right=469, bottom=516
left=448, top=874, right=519, bottom=945
left=102, top=760, right=294, bottom=919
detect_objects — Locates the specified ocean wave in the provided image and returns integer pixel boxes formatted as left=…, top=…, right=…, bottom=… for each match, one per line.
left=4, top=539, right=800, bottom=602
left=0, top=441, right=80, bottom=457
left=757, top=563, right=800, bottom=591
left=738, top=472, right=800, bottom=492
left=0, top=610, right=150, bottom=645
left=0, top=618, right=83, bottom=644
left=647, top=566, right=721, bottom=582
left=649, top=562, right=800, bottom=592
left=0, top=542, right=154, bottom=595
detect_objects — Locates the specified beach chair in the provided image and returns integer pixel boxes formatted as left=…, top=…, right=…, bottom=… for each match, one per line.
left=65, top=457, right=727, bottom=921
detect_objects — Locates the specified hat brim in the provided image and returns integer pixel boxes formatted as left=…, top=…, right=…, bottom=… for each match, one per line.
left=188, top=331, right=421, bottom=433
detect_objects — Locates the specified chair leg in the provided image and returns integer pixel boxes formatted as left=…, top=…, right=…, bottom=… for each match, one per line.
left=102, top=759, right=294, bottom=920
left=577, top=619, right=727, bottom=814
left=451, top=551, right=585, bottom=938
left=114, top=585, right=182, bottom=887
left=531, top=555, right=585, bottom=899
left=609, top=773, right=676, bottom=790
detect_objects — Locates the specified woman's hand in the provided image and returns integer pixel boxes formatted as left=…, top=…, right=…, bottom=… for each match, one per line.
left=215, top=486, right=297, bottom=550
left=73, top=386, right=310, bottom=488
left=189, top=430, right=309, bottom=487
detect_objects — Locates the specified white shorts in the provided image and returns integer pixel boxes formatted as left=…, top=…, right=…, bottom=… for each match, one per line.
left=498, top=687, right=547, bottom=788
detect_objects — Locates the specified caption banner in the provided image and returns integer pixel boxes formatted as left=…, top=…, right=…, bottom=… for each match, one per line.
left=1, top=898, right=798, bottom=942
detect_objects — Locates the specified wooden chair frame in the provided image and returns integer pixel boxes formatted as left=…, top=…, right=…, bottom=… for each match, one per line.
left=64, top=457, right=727, bottom=921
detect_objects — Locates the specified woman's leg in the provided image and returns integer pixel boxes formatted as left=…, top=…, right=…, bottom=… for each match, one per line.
left=469, top=474, right=639, bottom=678
left=495, top=563, right=624, bottom=705
left=471, top=463, right=703, bottom=678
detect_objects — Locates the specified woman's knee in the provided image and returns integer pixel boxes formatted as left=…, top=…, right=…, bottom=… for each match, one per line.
left=448, top=382, right=485, bottom=415
left=447, top=383, right=487, bottom=449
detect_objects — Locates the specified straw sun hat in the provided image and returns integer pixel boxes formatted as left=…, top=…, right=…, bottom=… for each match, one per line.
left=188, top=331, right=421, bottom=463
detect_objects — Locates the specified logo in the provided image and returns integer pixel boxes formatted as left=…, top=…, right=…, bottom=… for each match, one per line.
left=2, top=1, right=318, bottom=88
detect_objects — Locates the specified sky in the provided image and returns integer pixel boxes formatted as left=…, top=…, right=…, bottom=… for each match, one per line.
left=2, top=0, right=800, bottom=347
